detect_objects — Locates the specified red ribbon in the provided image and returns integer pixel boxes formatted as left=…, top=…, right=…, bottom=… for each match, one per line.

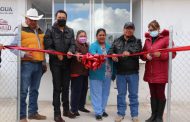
left=4, top=45, right=190, bottom=70
left=81, top=53, right=105, bottom=70
left=4, top=45, right=68, bottom=56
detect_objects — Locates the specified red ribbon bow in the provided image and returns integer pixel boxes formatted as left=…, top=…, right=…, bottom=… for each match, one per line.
left=81, top=53, right=105, bottom=70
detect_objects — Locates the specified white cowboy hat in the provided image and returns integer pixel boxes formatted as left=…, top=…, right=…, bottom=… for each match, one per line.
left=25, top=8, right=43, bottom=20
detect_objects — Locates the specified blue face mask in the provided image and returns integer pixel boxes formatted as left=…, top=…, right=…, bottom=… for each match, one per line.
left=150, top=31, right=159, bottom=37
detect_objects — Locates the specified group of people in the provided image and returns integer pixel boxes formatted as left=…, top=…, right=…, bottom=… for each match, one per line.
left=0, top=8, right=176, bottom=122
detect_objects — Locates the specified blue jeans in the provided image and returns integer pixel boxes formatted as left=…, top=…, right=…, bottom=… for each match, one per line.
left=90, top=77, right=111, bottom=116
left=20, top=62, right=43, bottom=119
left=116, top=73, right=139, bottom=117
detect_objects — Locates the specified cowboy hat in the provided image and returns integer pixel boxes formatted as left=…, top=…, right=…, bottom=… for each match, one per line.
left=25, top=8, right=43, bottom=20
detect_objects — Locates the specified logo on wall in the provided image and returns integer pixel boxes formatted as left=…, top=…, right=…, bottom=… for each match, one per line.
left=0, top=19, right=11, bottom=32
left=0, top=6, right=13, bottom=14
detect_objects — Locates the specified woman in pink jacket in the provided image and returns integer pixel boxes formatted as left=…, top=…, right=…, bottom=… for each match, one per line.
left=141, top=20, right=176, bottom=122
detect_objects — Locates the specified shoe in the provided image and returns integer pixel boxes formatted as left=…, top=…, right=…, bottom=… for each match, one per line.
left=115, top=115, right=124, bottom=122
left=54, top=115, right=65, bottom=122
left=28, top=113, right=46, bottom=120
left=63, top=111, right=76, bottom=119
left=132, top=117, right=139, bottom=122
left=154, top=118, right=163, bottom=122
left=79, top=108, right=90, bottom=113
left=146, top=98, right=158, bottom=122
left=96, top=115, right=102, bottom=121
left=74, top=111, right=80, bottom=116
left=154, top=99, right=166, bottom=122
left=102, top=112, right=108, bottom=117
left=20, top=118, right=28, bottom=122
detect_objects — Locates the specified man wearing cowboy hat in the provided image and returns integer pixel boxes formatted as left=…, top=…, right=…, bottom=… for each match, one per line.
left=10, top=8, right=47, bottom=122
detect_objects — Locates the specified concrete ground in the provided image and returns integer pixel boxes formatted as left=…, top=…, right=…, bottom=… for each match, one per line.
left=28, top=102, right=150, bottom=122
left=1, top=65, right=190, bottom=122
left=2, top=100, right=190, bottom=122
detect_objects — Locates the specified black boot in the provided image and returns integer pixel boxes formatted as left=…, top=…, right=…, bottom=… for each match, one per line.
left=154, top=99, right=166, bottom=122
left=145, top=98, right=157, bottom=122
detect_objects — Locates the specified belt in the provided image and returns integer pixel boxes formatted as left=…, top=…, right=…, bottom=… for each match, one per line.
left=21, top=60, right=42, bottom=63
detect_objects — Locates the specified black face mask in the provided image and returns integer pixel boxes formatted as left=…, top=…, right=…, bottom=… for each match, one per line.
left=57, top=19, right=66, bottom=27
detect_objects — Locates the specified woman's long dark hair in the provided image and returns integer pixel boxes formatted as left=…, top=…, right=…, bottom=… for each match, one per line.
left=96, top=28, right=106, bottom=36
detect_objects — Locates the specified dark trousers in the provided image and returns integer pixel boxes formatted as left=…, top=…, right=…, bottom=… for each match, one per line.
left=148, top=83, right=166, bottom=100
left=70, top=75, right=88, bottom=112
left=50, top=63, right=71, bottom=116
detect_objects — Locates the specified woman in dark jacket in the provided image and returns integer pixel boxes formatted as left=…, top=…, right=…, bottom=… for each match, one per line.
left=141, top=20, right=176, bottom=122
left=70, top=30, right=90, bottom=116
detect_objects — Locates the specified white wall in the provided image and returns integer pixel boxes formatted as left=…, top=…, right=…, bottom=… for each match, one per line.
left=132, top=0, right=142, bottom=39
left=142, top=0, right=190, bottom=36
left=142, top=0, right=190, bottom=102
left=0, top=0, right=26, bottom=98
left=17, top=0, right=26, bottom=23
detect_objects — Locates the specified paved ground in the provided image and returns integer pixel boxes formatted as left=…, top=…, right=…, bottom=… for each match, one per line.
left=0, top=100, right=162, bottom=122
left=1, top=63, right=190, bottom=122
left=1, top=100, right=190, bottom=122
left=27, top=101, right=150, bottom=122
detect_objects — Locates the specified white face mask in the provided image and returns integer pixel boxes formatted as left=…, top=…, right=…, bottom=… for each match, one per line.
left=150, top=31, right=159, bottom=37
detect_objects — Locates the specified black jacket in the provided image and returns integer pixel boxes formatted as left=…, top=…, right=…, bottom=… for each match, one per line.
left=44, top=23, right=75, bottom=66
left=108, top=35, right=142, bottom=74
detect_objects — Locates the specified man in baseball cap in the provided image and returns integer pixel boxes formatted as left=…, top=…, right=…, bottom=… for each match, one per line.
left=124, top=22, right=135, bottom=30
left=108, top=21, right=142, bottom=122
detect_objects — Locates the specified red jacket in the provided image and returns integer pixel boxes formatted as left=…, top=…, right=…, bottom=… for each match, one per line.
left=141, top=29, right=176, bottom=83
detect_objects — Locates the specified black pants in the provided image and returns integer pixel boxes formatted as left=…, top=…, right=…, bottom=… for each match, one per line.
left=50, top=63, right=71, bottom=116
left=149, top=83, right=166, bottom=100
left=70, top=75, right=88, bottom=112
